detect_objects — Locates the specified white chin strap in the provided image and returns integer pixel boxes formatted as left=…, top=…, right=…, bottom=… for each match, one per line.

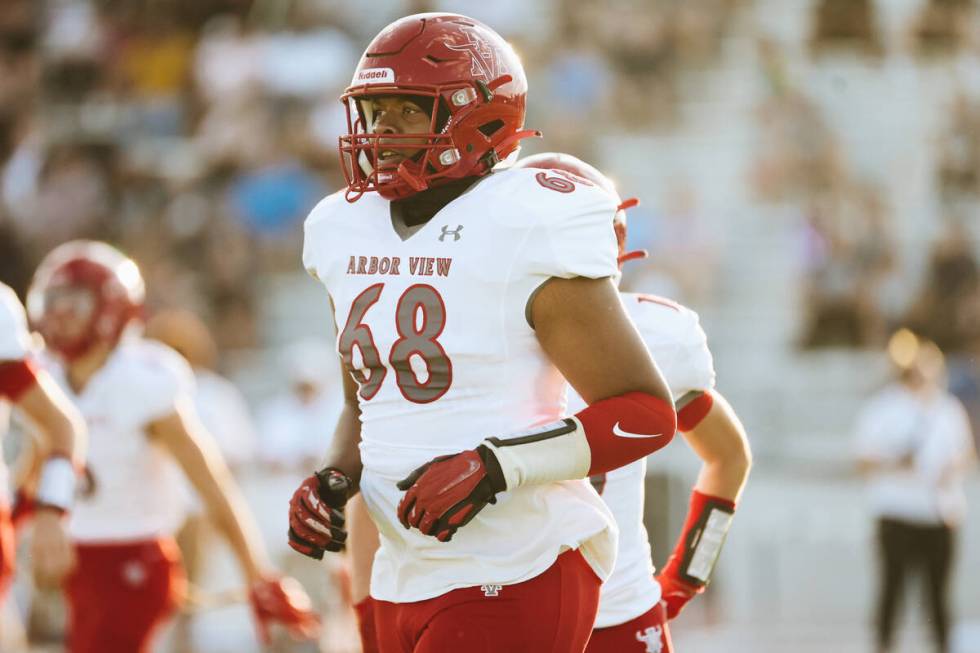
left=494, top=148, right=522, bottom=170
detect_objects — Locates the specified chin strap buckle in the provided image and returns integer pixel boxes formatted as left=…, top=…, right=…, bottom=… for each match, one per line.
left=397, top=162, right=429, bottom=191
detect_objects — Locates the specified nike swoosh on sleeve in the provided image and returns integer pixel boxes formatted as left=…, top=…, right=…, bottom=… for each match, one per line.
left=612, top=422, right=665, bottom=439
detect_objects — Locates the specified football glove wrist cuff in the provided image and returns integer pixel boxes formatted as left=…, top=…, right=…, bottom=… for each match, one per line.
left=481, top=417, right=590, bottom=490
left=35, top=454, right=77, bottom=514
left=662, top=488, right=736, bottom=589
left=314, top=467, right=354, bottom=507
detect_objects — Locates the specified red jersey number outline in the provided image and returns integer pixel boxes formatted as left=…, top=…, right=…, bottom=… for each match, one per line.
left=339, top=284, right=452, bottom=404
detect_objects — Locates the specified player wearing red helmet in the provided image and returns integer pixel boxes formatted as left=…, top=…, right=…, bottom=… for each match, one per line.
left=290, top=13, right=682, bottom=652
left=27, top=241, right=319, bottom=653
left=516, top=153, right=752, bottom=653
left=0, top=281, right=85, bottom=604
left=337, top=14, right=537, bottom=202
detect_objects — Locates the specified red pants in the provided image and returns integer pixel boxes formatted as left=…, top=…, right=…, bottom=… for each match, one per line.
left=67, top=538, right=185, bottom=653
left=0, top=508, right=13, bottom=601
left=586, top=601, right=673, bottom=653
left=375, top=549, right=601, bottom=653
left=355, top=597, right=381, bottom=653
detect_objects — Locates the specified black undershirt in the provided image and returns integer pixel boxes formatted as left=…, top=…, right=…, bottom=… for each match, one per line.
left=390, top=176, right=482, bottom=228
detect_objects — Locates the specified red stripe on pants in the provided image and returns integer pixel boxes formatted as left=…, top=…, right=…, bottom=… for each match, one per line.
left=67, top=538, right=185, bottom=653
left=375, top=548, right=601, bottom=653
left=586, top=601, right=673, bottom=653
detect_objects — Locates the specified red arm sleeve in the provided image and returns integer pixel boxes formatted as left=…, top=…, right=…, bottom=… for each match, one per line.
left=575, top=391, right=677, bottom=475
left=0, top=359, right=38, bottom=401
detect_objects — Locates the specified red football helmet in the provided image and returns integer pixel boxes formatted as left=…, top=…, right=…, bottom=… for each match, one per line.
left=27, top=241, right=145, bottom=361
left=514, top=152, right=646, bottom=266
left=340, top=13, right=538, bottom=202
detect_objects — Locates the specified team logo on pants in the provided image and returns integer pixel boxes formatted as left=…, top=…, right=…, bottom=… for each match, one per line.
left=480, top=584, right=502, bottom=597
left=636, top=626, right=664, bottom=653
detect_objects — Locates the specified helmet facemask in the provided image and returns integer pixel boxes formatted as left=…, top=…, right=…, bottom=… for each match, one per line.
left=339, top=76, right=531, bottom=202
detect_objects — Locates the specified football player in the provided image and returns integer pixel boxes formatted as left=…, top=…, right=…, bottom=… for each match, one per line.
left=26, top=241, right=319, bottom=653
left=338, top=154, right=754, bottom=653
left=0, top=281, right=85, bottom=598
left=517, top=153, right=752, bottom=653
left=290, top=12, right=680, bottom=652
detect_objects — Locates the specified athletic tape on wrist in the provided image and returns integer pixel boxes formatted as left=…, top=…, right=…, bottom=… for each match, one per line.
left=36, top=455, right=76, bottom=513
left=483, top=417, right=591, bottom=490
left=680, top=500, right=734, bottom=585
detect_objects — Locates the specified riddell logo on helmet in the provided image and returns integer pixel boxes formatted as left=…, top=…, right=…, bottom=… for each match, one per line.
left=355, top=68, right=395, bottom=84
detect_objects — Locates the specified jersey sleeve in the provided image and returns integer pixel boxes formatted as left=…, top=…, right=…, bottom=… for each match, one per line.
left=628, top=297, right=716, bottom=400
left=666, top=308, right=716, bottom=400
left=521, top=183, right=620, bottom=282
left=131, top=342, right=197, bottom=424
left=302, top=191, right=347, bottom=288
left=0, top=283, right=32, bottom=361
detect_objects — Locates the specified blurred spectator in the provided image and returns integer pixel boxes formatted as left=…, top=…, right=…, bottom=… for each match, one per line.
left=905, top=219, right=980, bottom=354
left=192, top=15, right=261, bottom=106
left=225, top=143, right=326, bottom=238
left=855, top=330, right=976, bottom=653
left=809, top=0, right=883, bottom=57
left=254, top=12, right=357, bottom=101
left=751, top=37, right=845, bottom=202
left=634, top=180, right=718, bottom=304
left=537, top=40, right=613, bottom=157
left=799, top=186, right=895, bottom=349
left=21, top=142, right=118, bottom=248
left=911, top=0, right=977, bottom=56
left=936, top=92, right=980, bottom=201
left=256, top=340, right=342, bottom=473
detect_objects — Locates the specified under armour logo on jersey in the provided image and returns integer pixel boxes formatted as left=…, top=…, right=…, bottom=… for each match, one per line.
left=480, top=584, right=502, bottom=597
left=636, top=626, right=664, bottom=653
left=439, top=225, right=464, bottom=242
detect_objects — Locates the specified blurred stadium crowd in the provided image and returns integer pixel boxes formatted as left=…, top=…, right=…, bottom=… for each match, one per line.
left=1, top=0, right=979, bottom=651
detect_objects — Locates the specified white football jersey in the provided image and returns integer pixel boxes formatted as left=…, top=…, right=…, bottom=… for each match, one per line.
left=0, top=282, right=33, bottom=505
left=304, top=167, right=621, bottom=602
left=0, top=282, right=31, bottom=361
left=567, top=293, right=716, bottom=628
left=46, top=339, right=193, bottom=542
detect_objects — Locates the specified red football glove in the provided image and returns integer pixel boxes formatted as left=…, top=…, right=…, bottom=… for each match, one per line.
left=396, top=446, right=506, bottom=542
left=656, top=489, right=736, bottom=620
left=249, top=576, right=321, bottom=645
left=288, top=468, right=351, bottom=559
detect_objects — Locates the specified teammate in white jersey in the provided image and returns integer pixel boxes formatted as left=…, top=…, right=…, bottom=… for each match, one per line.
left=26, top=241, right=319, bottom=653
left=289, top=13, right=681, bottom=653
left=0, top=281, right=85, bottom=600
left=516, top=153, right=752, bottom=653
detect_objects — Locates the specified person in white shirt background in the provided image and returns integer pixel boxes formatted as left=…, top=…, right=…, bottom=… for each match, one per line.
left=855, top=328, right=977, bottom=653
